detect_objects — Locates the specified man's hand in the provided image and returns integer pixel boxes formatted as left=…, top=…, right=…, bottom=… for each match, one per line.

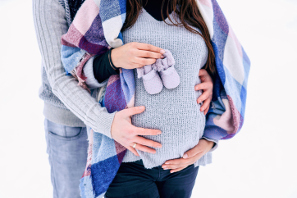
left=111, top=106, right=162, bottom=156
left=196, top=69, right=213, bottom=115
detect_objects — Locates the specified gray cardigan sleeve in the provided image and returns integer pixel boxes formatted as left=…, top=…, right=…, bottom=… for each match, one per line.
left=32, top=0, right=115, bottom=138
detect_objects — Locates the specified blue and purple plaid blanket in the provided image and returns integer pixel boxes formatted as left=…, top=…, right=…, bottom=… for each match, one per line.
left=61, top=0, right=250, bottom=197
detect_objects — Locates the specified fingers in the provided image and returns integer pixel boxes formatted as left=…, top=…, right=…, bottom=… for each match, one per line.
left=134, top=136, right=162, bottom=148
left=130, top=142, right=157, bottom=154
left=164, top=158, right=188, bottom=165
left=196, top=91, right=210, bottom=104
left=137, top=50, right=163, bottom=59
left=163, top=163, right=187, bottom=171
left=162, top=152, right=204, bottom=171
left=203, top=106, right=210, bottom=115
left=127, top=147, right=140, bottom=156
left=123, top=42, right=165, bottom=69
left=195, top=82, right=211, bottom=91
left=161, top=142, right=208, bottom=171
left=200, top=98, right=211, bottom=113
left=134, top=57, right=157, bottom=66
left=169, top=167, right=187, bottom=173
left=195, top=81, right=213, bottom=113
left=134, top=126, right=161, bottom=136
left=134, top=42, right=165, bottom=54
left=124, top=106, right=145, bottom=117
left=127, top=134, right=162, bottom=155
left=183, top=145, right=203, bottom=159
left=199, top=69, right=212, bottom=82
left=161, top=159, right=189, bottom=171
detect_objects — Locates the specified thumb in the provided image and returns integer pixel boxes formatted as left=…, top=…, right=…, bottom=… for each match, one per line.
left=125, top=106, right=145, bottom=117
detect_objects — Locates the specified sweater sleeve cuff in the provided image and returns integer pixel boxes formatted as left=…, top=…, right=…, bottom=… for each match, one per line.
left=202, top=136, right=219, bottom=153
left=83, top=56, right=108, bottom=89
left=93, top=110, right=116, bottom=139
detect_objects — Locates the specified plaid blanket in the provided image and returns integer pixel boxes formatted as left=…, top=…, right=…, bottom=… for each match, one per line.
left=61, top=0, right=250, bottom=197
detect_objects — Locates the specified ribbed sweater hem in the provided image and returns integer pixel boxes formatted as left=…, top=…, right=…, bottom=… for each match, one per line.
left=122, top=151, right=213, bottom=169
left=43, top=102, right=86, bottom=127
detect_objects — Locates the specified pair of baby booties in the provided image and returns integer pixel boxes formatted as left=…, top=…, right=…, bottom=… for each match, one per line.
left=137, top=50, right=180, bottom=94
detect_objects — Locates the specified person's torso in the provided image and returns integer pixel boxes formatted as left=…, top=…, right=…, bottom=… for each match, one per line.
left=122, top=8, right=209, bottom=168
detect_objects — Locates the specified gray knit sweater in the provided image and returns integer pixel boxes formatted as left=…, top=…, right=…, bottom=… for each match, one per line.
left=120, top=9, right=213, bottom=168
left=33, top=0, right=115, bottom=138
left=33, top=0, right=215, bottom=169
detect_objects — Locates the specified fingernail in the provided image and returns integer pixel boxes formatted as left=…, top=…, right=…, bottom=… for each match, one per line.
left=160, top=49, right=165, bottom=53
left=157, top=145, right=162, bottom=148
left=163, top=166, right=168, bottom=170
left=170, top=171, right=175, bottom=173
left=139, top=106, right=145, bottom=110
left=161, top=55, right=164, bottom=58
left=183, top=154, right=188, bottom=159
left=165, top=162, right=170, bottom=165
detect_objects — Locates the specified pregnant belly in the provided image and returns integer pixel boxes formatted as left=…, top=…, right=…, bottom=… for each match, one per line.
left=129, top=104, right=206, bottom=169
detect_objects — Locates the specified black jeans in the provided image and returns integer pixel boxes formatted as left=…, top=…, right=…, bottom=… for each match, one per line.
left=105, top=159, right=199, bottom=198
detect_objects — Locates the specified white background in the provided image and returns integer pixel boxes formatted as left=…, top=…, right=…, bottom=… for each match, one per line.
left=0, top=0, right=296, bottom=197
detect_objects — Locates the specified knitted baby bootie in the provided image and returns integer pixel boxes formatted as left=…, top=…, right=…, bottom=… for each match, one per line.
left=137, top=65, right=163, bottom=94
left=154, top=50, right=180, bottom=89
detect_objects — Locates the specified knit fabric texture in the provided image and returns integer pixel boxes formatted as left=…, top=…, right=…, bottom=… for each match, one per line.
left=121, top=9, right=210, bottom=168
left=37, top=0, right=84, bottom=125
left=60, top=0, right=250, bottom=197
left=33, top=0, right=118, bottom=132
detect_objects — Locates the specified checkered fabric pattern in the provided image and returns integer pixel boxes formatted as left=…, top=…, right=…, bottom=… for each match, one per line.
left=60, top=0, right=250, bottom=197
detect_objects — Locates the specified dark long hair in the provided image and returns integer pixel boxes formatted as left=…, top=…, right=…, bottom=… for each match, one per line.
left=122, top=0, right=216, bottom=74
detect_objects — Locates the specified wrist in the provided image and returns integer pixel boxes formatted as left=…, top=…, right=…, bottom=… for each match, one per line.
left=201, top=138, right=214, bottom=148
left=201, top=137, right=218, bottom=152
left=110, top=48, right=119, bottom=69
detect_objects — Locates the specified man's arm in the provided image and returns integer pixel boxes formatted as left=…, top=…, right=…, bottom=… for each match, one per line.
left=32, top=0, right=114, bottom=138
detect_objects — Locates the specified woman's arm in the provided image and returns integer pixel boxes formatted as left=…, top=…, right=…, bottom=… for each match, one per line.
left=161, top=69, right=217, bottom=173
left=80, top=50, right=119, bottom=90
left=83, top=42, right=165, bottom=89
left=162, top=139, right=214, bottom=173
left=93, top=49, right=119, bottom=83
left=33, top=0, right=115, bottom=137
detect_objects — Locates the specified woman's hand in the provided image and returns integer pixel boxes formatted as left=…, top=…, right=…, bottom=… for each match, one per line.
left=111, top=42, right=165, bottom=69
left=161, top=139, right=214, bottom=173
left=111, top=106, right=162, bottom=156
left=195, top=69, right=213, bottom=115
